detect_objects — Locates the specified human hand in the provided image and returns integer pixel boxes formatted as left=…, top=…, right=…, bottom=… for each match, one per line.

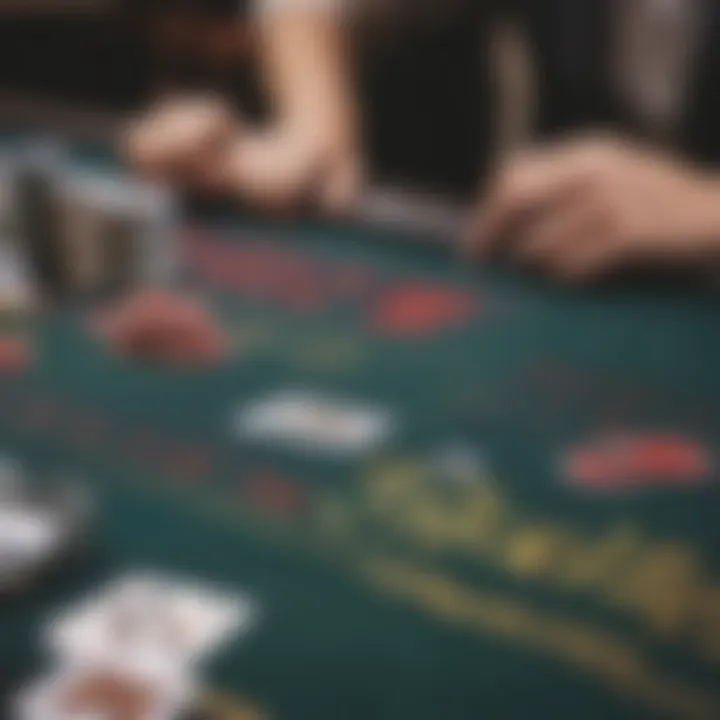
left=466, top=137, right=720, bottom=281
left=219, top=121, right=363, bottom=215
left=123, top=94, right=238, bottom=191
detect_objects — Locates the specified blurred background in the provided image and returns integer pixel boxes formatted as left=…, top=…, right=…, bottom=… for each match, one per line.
left=0, top=0, right=256, bottom=110
left=0, top=0, right=513, bottom=198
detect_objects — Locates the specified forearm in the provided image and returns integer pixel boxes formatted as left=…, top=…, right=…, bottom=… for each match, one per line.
left=692, top=176, right=720, bottom=246
left=255, top=0, right=357, bottom=145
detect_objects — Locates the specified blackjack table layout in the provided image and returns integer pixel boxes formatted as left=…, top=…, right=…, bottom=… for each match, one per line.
left=1, top=107, right=720, bottom=720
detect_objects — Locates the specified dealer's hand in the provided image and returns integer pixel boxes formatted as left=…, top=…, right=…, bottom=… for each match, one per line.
left=219, top=120, right=363, bottom=215
left=123, top=94, right=237, bottom=191
left=466, top=136, right=720, bottom=281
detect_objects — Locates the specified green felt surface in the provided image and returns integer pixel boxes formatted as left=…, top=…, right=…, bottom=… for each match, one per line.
left=1, top=136, right=719, bottom=719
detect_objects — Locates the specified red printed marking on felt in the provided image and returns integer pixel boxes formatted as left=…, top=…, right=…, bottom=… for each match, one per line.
left=330, top=265, right=375, bottom=300
left=125, top=430, right=173, bottom=468
left=165, top=445, right=214, bottom=484
left=64, top=410, right=106, bottom=449
left=370, top=283, right=479, bottom=338
left=182, top=231, right=385, bottom=315
left=21, top=398, right=60, bottom=431
left=242, top=472, right=306, bottom=519
left=183, top=234, right=327, bottom=312
left=564, top=433, right=712, bottom=491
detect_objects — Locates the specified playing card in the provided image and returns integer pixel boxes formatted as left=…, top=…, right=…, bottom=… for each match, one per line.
left=13, top=660, right=195, bottom=720
left=236, top=389, right=395, bottom=456
left=47, top=571, right=255, bottom=670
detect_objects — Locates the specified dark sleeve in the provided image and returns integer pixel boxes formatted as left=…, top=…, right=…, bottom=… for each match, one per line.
left=0, top=6, right=147, bottom=110
left=124, top=0, right=266, bottom=119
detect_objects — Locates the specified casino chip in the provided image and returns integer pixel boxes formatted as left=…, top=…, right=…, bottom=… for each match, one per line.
left=0, top=335, right=31, bottom=374
left=93, top=289, right=230, bottom=368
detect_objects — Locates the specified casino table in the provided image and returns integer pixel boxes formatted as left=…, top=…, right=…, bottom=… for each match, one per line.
left=1, top=110, right=720, bottom=720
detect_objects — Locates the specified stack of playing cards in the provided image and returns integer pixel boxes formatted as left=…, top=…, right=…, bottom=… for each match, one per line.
left=0, top=138, right=180, bottom=307
left=61, top=169, right=179, bottom=296
left=13, top=572, right=256, bottom=719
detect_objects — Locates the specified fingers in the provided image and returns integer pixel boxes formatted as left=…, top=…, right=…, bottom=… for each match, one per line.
left=123, top=95, right=238, bottom=188
left=222, top=133, right=316, bottom=213
left=512, top=198, right=604, bottom=269
left=317, top=154, right=364, bottom=216
left=549, top=237, right=623, bottom=281
left=125, top=94, right=362, bottom=217
left=223, top=130, right=361, bottom=216
left=508, top=195, right=626, bottom=282
left=466, top=147, right=593, bottom=259
left=465, top=137, right=630, bottom=259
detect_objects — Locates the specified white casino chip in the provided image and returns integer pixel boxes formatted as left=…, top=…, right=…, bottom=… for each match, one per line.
left=236, top=390, right=394, bottom=456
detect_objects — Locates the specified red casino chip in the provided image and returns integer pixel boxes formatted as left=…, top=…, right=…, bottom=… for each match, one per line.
left=93, top=290, right=230, bottom=368
left=0, top=336, right=31, bottom=374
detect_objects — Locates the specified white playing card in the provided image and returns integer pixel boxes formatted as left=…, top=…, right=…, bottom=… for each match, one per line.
left=46, top=571, right=256, bottom=671
left=14, top=660, right=195, bottom=720
left=236, top=389, right=395, bottom=456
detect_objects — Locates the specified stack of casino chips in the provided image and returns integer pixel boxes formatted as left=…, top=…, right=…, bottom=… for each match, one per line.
left=14, top=141, right=68, bottom=300
left=0, top=150, right=36, bottom=313
left=0, top=138, right=179, bottom=307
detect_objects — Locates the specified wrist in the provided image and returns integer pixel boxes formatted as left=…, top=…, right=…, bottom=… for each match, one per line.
left=691, top=176, right=720, bottom=250
left=279, top=104, right=358, bottom=153
left=260, top=7, right=356, bottom=149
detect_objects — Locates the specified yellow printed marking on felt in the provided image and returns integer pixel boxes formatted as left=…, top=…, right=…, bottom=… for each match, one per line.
left=294, top=334, right=364, bottom=372
left=357, top=454, right=720, bottom=659
left=213, top=317, right=273, bottom=355
left=505, top=525, right=567, bottom=577
left=213, top=303, right=365, bottom=370
left=363, top=557, right=719, bottom=720
left=202, top=691, right=269, bottom=720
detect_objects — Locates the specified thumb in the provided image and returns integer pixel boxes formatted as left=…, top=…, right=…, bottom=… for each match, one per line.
left=317, top=153, right=364, bottom=216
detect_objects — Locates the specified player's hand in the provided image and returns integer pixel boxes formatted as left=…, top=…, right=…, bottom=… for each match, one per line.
left=219, top=121, right=363, bottom=215
left=94, top=290, right=230, bottom=368
left=465, top=136, right=720, bottom=281
left=123, top=94, right=238, bottom=191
